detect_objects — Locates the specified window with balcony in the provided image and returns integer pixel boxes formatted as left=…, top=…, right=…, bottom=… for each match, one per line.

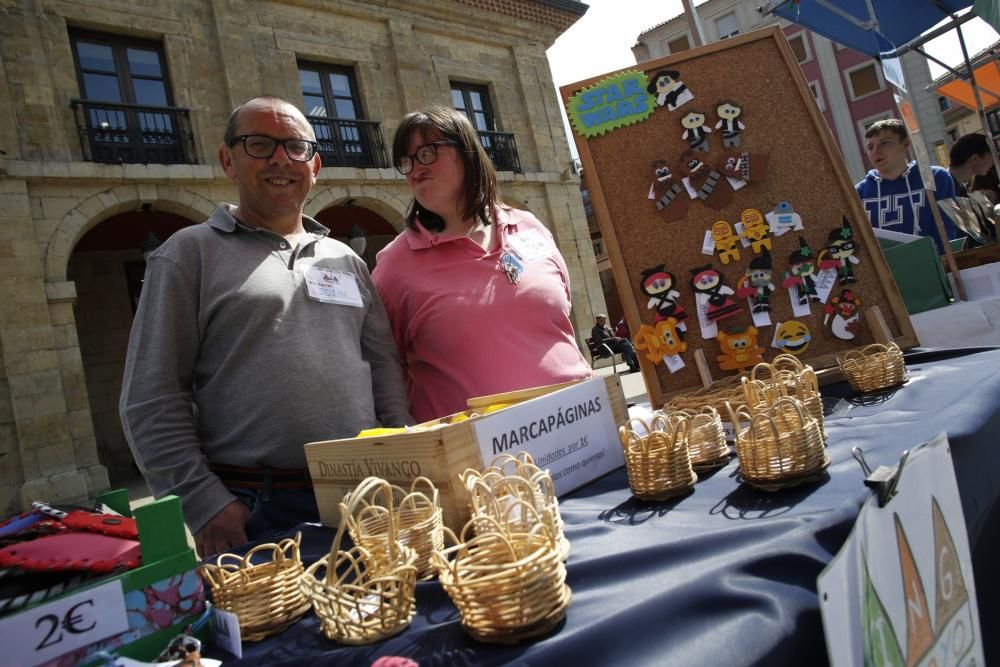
left=715, top=12, right=740, bottom=40
left=70, top=30, right=196, bottom=164
left=298, top=62, right=388, bottom=168
left=787, top=33, right=811, bottom=63
left=451, top=81, right=521, bottom=173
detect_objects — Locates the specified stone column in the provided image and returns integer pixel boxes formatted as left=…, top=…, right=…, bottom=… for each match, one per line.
left=0, top=175, right=107, bottom=511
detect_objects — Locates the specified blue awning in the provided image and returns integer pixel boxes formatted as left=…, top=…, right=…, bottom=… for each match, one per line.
left=765, top=0, right=972, bottom=56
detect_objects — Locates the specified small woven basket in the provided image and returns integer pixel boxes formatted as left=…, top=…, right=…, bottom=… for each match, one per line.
left=675, top=406, right=731, bottom=472
left=727, top=397, right=829, bottom=491
left=618, top=414, right=697, bottom=500
left=838, top=343, right=907, bottom=394
left=461, top=455, right=569, bottom=561
left=746, top=360, right=825, bottom=440
left=346, top=476, right=444, bottom=579
left=432, top=503, right=571, bottom=644
left=198, top=533, right=310, bottom=641
left=299, top=477, right=418, bottom=645
left=664, top=374, right=748, bottom=416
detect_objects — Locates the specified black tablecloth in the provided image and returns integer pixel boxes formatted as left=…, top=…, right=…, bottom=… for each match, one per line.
left=227, top=347, right=1000, bottom=667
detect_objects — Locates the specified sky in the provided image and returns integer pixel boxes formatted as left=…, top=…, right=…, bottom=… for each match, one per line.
left=545, top=1, right=998, bottom=156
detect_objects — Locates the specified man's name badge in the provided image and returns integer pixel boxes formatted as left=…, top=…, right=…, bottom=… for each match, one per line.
left=302, top=265, right=363, bottom=307
left=506, top=230, right=552, bottom=263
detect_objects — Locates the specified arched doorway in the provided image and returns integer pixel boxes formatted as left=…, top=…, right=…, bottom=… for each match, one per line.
left=314, top=203, right=399, bottom=269
left=67, top=209, right=194, bottom=482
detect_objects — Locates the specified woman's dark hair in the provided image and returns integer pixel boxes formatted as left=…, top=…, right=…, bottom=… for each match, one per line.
left=392, top=105, right=500, bottom=232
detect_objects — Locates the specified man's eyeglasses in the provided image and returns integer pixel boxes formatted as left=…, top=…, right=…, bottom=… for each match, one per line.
left=395, top=141, right=458, bottom=175
left=228, top=134, right=318, bottom=162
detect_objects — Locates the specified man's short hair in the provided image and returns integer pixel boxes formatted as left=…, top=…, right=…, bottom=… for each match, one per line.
left=223, top=95, right=305, bottom=144
left=595, top=314, right=607, bottom=320
left=950, top=133, right=991, bottom=167
left=864, top=118, right=908, bottom=142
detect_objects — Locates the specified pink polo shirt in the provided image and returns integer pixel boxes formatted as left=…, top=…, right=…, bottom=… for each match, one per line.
left=372, top=206, right=593, bottom=423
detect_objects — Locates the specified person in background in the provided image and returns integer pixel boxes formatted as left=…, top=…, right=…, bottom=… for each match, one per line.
left=591, top=314, right=640, bottom=373
left=372, top=106, right=593, bottom=423
left=948, top=133, right=994, bottom=197
left=855, top=118, right=958, bottom=254
left=121, top=96, right=411, bottom=556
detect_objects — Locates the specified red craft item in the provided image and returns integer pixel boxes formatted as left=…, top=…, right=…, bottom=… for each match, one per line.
left=0, top=533, right=141, bottom=573
left=62, top=510, right=139, bottom=539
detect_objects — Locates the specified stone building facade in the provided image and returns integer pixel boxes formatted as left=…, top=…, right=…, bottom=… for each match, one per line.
left=0, top=0, right=602, bottom=513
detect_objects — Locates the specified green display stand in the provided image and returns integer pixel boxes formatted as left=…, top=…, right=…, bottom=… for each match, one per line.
left=877, top=236, right=953, bottom=314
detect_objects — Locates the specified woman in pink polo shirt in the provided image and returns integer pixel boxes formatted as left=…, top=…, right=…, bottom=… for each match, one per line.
left=371, top=106, right=593, bottom=423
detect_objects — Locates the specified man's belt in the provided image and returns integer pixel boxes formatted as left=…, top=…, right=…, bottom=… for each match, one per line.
left=209, top=462, right=312, bottom=490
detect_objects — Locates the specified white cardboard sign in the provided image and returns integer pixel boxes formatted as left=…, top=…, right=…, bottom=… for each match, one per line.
left=1, top=579, right=128, bottom=667
left=472, top=377, right=624, bottom=496
left=818, top=434, right=984, bottom=666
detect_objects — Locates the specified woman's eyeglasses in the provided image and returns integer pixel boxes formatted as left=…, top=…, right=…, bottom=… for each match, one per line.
left=228, top=134, right=318, bottom=162
left=395, top=141, right=458, bottom=175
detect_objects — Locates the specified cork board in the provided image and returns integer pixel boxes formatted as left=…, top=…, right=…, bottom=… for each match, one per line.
left=561, top=27, right=916, bottom=407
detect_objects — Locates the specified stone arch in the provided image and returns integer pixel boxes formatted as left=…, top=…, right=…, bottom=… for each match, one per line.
left=306, top=184, right=409, bottom=231
left=46, top=185, right=216, bottom=283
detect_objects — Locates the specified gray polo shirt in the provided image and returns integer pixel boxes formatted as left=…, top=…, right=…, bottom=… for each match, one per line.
left=120, top=204, right=411, bottom=533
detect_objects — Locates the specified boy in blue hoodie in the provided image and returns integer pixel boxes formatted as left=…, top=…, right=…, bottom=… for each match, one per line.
left=855, top=118, right=958, bottom=254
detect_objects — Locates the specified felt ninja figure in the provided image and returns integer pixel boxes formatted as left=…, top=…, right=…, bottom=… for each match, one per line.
left=690, top=264, right=741, bottom=323
left=717, top=326, right=765, bottom=372
left=739, top=208, right=771, bottom=253
left=646, top=69, right=694, bottom=111
left=681, top=111, right=712, bottom=152
left=736, top=249, right=775, bottom=314
left=818, top=217, right=861, bottom=284
left=824, top=289, right=862, bottom=340
left=640, top=264, right=688, bottom=324
left=680, top=151, right=731, bottom=210
left=714, top=100, right=745, bottom=148
left=651, top=159, right=690, bottom=222
left=711, top=221, right=741, bottom=265
left=782, top=237, right=823, bottom=305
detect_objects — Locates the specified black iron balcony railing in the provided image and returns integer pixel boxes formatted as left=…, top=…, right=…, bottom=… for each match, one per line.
left=478, top=130, right=522, bottom=174
left=307, top=116, right=389, bottom=169
left=71, top=99, right=197, bottom=165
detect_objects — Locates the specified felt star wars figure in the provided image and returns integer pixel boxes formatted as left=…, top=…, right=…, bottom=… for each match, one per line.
left=646, top=69, right=694, bottom=111
left=736, top=249, right=775, bottom=314
left=651, top=159, right=690, bottom=222
left=680, top=151, right=731, bottom=210
left=714, top=100, right=746, bottom=148
left=716, top=326, right=765, bottom=372
left=739, top=208, right=771, bottom=253
left=824, top=289, right=863, bottom=340
left=782, top=237, right=823, bottom=305
left=711, top=221, right=741, bottom=265
left=691, top=264, right=741, bottom=323
left=634, top=318, right=687, bottom=369
left=640, top=264, right=688, bottom=324
left=765, top=200, right=804, bottom=236
left=773, top=320, right=812, bottom=355
left=818, top=216, right=860, bottom=284
left=681, top=111, right=712, bottom=152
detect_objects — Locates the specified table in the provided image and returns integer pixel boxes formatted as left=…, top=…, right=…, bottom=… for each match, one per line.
left=227, top=347, right=1000, bottom=667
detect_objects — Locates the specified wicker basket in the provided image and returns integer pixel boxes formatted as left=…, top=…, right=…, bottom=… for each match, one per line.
left=299, top=477, right=418, bottom=645
left=675, top=406, right=731, bottom=472
left=346, top=476, right=444, bottom=579
left=461, top=456, right=569, bottom=561
left=745, top=361, right=825, bottom=440
left=727, top=397, right=829, bottom=491
left=664, top=374, right=748, bottom=416
left=838, top=343, right=907, bottom=394
left=432, top=503, right=571, bottom=644
left=618, top=414, right=697, bottom=500
left=198, top=533, right=310, bottom=641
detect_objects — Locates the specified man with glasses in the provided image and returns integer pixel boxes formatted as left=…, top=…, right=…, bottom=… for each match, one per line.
left=121, top=96, right=411, bottom=556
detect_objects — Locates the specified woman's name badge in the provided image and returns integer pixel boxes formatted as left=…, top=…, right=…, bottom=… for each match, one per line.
left=507, top=230, right=551, bottom=263
left=302, top=265, right=363, bottom=306
left=500, top=252, right=524, bottom=284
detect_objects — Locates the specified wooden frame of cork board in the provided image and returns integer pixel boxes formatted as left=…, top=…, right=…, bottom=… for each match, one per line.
left=561, top=26, right=917, bottom=408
